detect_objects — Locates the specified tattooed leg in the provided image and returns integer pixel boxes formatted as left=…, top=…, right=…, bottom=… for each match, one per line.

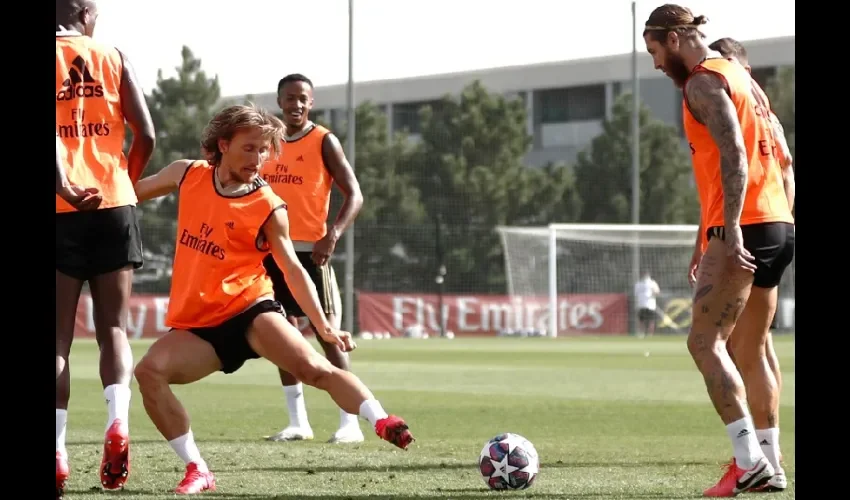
left=687, top=239, right=754, bottom=424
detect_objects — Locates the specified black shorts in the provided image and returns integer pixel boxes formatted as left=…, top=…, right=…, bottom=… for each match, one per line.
left=184, top=299, right=284, bottom=374
left=706, top=222, right=795, bottom=288
left=262, top=253, right=337, bottom=318
left=56, top=205, right=144, bottom=281
left=638, top=307, right=657, bottom=322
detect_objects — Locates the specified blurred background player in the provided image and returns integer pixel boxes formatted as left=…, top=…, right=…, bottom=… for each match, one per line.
left=55, top=0, right=156, bottom=496
left=705, top=36, right=793, bottom=493
left=644, top=4, right=794, bottom=496
left=634, top=270, right=661, bottom=337
left=131, top=104, right=412, bottom=494
left=260, top=74, right=366, bottom=444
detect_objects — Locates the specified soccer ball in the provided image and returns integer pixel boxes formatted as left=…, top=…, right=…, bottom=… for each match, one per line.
left=478, top=433, right=539, bottom=490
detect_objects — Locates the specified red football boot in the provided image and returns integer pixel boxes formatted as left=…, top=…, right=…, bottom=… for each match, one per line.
left=56, top=451, right=69, bottom=499
left=703, top=457, right=774, bottom=497
left=375, top=415, right=414, bottom=450
left=175, top=463, right=216, bottom=495
left=100, top=419, right=130, bottom=490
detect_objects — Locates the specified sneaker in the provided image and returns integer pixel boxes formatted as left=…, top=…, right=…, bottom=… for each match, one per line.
left=56, top=452, right=69, bottom=499
left=265, top=426, right=314, bottom=441
left=703, top=457, right=774, bottom=497
left=100, top=419, right=130, bottom=490
left=174, top=463, right=216, bottom=495
left=753, top=469, right=787, bottom=493
left=375, top=415, right=414, bottom=450
left=327, top=425, right=365, bottom=444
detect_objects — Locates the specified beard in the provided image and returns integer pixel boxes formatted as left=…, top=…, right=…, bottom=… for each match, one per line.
left=666, top=53, right=691, bottom=88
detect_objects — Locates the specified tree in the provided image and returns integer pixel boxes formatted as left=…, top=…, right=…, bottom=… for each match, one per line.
left=574, top=93, right=698, bottom=225
left=135, top=46, right=222, bottom=293
left=765, top=66, right=795, bottom=159
left=327, top=103, right=427, bottom=293
left=409, top=81, right=580, bottom=293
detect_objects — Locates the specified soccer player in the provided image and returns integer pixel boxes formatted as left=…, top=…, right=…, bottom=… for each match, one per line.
left=260, top=74, right=366, bottom=444
left=131, top=104, right=413, bottom=495
left=643, top=5, right=794, bottom=496
left=634, top=270, right=661, bottom=337
left=705, top=36, right=792, bottom=493
left=56, top=0, right=156, bottom=496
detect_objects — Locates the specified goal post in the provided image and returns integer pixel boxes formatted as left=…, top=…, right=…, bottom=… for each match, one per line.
left=497, top=223, right=700, bottom=337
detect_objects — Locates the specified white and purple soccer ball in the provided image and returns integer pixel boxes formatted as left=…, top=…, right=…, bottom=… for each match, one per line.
left=478, top=433, right=540, bottom=490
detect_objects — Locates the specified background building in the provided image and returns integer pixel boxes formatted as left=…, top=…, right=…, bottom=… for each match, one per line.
left=241, top=36, right=794, bottom=167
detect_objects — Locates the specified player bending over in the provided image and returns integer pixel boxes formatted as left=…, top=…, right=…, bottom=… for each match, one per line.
left=703, top=36, right=793, bottom=493
left=132, top=104, right=413, bottom=495
left=644, top=4, right=794, bottom=497
left=56, top=0, right=156, bottom=496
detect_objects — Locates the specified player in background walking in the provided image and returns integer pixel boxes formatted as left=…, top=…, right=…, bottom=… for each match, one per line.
left=260, top=74, right=366, bottom=444
left=644, top=4, right=794, bottom=496
left=56, top=0, right=156, bottom=496
left=132, top=104, right=412, bottom=495
left=703, top=36, right=793, bottom=493
left=634, top=270, right=662, bottom=337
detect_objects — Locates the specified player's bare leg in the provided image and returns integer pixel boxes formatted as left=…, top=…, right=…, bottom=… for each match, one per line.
left=56, top=271, right=85, bottom=498
left=689, top=239, right=772, bottom=497
left=270, top=316, right=318, bottom=442
left=729, top=287, right=786, bottom=492
left=89, top=267, right=135, bottom=490
left=249, top=312, right=413, bottom=450
left=135, top=330, right=221, bottom=495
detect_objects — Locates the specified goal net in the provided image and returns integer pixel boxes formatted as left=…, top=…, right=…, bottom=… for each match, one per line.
left=496, top=223, right=795, bottom=337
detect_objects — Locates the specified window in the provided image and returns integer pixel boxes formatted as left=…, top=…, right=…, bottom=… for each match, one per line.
left=750, top=66, right=777, bottom=90
left=392, top=99, right=441, bottom=134
left=537, top=84, right=606, bottom=123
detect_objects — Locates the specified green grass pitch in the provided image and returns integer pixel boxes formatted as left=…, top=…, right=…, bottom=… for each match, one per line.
left=61, top=335, right=795, bottom=499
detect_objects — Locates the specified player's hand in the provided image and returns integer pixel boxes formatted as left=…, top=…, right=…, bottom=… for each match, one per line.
left=312, top=231, right=339, bottom=266
left=58, top=184, right=102, bottom=211
left=725, top=224, right=757, bottom=273
left=318, top=326, right=357, bottom=352
left=688, top=249, right=703, bottom=287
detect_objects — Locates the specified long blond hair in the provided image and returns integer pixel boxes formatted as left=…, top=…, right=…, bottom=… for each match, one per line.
left=200, top=103, right=285, bottom=165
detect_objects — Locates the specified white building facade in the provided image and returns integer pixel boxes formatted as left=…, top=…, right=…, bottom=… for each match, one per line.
left=237, top=36, right=794, bottom=167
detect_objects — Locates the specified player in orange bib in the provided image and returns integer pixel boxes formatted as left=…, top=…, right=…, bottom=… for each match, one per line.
left=705, top=37, right=793, bottom=493
left=259, top=74, right=366, bottom=444
left=131, top=104, right=412, bottom=495
left=644, top=5, right=794, bottom=497
left=55, top=1, right=156, bottom=496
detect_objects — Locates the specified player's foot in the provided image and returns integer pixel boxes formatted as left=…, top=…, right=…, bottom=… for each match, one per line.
left=265, top=426, right=314, bottom=441
left=703, top=457, right=774, bottom=497
left=100, top=419, right=130, bottom=490
left=752, top=469, right=787, bottom=493
left=174, top=463, right=216, bottom=495
left=375, top=415, right=414, bottom=450
left=56, top=451, right=69, bottom=499
left=327, top=425, right=365, bottom=444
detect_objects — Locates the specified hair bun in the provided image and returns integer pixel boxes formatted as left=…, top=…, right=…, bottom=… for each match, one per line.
left=692, top=15, right=708, bottom=25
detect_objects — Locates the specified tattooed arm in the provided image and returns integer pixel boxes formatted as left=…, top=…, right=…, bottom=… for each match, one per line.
left=685, top=72, right=749, bottom=229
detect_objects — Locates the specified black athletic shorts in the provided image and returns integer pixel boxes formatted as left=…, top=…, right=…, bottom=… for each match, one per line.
left=56, top=205, right=144, bottom=281
left=638, top=307, right=657, bottom=322
left=184, top=299, right=284, bottom=374
left=706, top=222, right=795, bottom=288
left=262, top=253, right=337, bottom=318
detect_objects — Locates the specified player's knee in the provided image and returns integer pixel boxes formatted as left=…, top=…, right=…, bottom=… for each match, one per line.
left=134, top=356, right=168, bottom=392
left=290, top=354, right=335, bottom=388
left=686, top=331, right=723, bottom=362
left=95, top=326, right=129, bottom=347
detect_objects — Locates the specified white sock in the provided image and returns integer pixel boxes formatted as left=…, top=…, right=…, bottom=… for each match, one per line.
left=358, top=399, right=389, bottom=428
left=725, top=416, right=763, bottom=470
left=56, top=409, right=68, bottom=456
left=104, top=384, right=131, bottom=432
left=283, top=383, right=310, bottom=429
left=168, top=430, right=208, bottom=472
left=339, top=408, right=360, bottom=430
left=756, top=428, right=782, bottom=472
